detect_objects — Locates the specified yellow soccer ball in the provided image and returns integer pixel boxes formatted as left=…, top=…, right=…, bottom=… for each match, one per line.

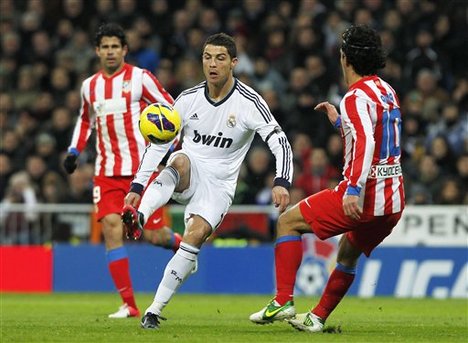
left=139, top=103, right=181, bottom=144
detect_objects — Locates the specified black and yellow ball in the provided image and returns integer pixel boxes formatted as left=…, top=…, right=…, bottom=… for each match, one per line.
left=139, top=103, right=181, bottom=144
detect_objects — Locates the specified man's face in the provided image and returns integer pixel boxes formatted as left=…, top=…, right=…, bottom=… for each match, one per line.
left=202, top=44, right=237, bottom=87
left=96, top=36, right=127, bottom=74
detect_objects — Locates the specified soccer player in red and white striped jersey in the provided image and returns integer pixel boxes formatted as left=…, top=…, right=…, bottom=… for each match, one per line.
left=63, top=23, right=181, bottom=319
left=250, top=25, right=405, bottom=332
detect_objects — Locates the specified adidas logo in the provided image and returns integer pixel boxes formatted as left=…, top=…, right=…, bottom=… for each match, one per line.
left=189, top=113, right=199, bottom=120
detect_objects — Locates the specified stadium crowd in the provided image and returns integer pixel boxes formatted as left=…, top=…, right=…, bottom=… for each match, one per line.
left=1, top=0, right=467, bottom=242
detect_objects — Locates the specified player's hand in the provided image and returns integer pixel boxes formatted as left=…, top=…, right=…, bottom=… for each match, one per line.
left=343, top=195, right=362, bottom=220
left=124, top=192, right=141, bottom=207
left=63, top=153, right=78, bottom=174
left=314, top=101, right=339, bottom=126
left=272, top=186, right=290, bottom=213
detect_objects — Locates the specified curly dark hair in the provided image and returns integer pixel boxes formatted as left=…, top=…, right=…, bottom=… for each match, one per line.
left=203, top=32, right=237, bottom=59
left=94, top=23, right=127, bottom=47
left=341, top=25, right=386, bottom=76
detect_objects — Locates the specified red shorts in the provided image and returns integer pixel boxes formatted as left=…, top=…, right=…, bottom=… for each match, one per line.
left=299, top=189, right=402, bottom=256
left=93, top=175, right=170, bottom=230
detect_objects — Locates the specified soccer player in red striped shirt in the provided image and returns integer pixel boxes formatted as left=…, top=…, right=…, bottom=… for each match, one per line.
left=250, top=25, right=405, bottom=332
left=63, top=23, right=181, bottom=318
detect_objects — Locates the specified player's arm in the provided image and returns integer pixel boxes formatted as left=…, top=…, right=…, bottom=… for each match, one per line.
left=63, top=82, right=93, bottom=174
left=314, top=101, right=342, bottom=129
left=125, top=136, right=179, bottom=206
left=341, top=95, right=375, bottom=220
left=255, top=116, right=293, bottom=213
left=141, top=69, right=174, bottom=106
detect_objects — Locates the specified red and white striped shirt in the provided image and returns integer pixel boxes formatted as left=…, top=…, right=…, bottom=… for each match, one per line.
left=337, top=75, right=405, bottom=216
left=68, top=63, right=174, bottom=176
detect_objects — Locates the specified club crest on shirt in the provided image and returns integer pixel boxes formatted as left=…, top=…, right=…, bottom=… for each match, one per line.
left=227, top=114, right=236, bottom=128
left=95, top=102, right=103, bottom=115
left=122, top=80, right=131, bottom=93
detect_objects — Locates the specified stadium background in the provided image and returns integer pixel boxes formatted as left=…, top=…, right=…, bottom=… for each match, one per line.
left=0, top=0, right=466, bottom=298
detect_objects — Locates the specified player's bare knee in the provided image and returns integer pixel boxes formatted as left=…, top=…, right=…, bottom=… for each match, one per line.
left=168, top=154, right=190, bottom=191
left=183, top=217, right=211, bottom=247
left=277, top=211, right=296, bottom=236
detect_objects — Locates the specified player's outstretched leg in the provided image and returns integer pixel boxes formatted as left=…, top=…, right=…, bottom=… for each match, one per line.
left=140, top=313, right=166, bottom=329
left=122, top=205, right=144, bottom=240
left=287, top=312, right=324, bottom=333
left=249, top=299, right=296, bottom=324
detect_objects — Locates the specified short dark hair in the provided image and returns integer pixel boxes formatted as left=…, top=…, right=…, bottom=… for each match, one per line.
left=203, top=33, right=237, bottom=59
left=341, top=25, right=386, bottom=76
left=94, top=23, right=127, bottom=47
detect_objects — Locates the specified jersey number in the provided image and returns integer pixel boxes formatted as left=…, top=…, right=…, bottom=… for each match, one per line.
left=93, top=186, right=101, bottom=204
left=380, top=108, right=401, bottom=159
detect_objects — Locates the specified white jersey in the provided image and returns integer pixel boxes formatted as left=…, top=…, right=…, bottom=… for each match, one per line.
left=133, top=79, right=293, bottom=195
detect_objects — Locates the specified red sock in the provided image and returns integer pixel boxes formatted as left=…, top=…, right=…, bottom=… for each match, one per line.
left=312, top=266, right=355, bottom=320
left=172, top=232, right=182, bottom=252
left=108, top=257, right=137, bottom=310
left=274, top=237, right=303, bottom=305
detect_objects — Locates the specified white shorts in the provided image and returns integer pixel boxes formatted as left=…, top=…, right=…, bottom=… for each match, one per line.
left=168, top=150, right=233, bottom=231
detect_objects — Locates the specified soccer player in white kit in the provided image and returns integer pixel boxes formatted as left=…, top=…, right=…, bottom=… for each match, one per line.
left=122, top=33, right=294, bottom=329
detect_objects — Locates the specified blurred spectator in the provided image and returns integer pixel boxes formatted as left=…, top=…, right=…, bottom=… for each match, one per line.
left=263, top=28, right=291, bottom=77
left=0, top=153, right=13, bottom=199
left=0, top=129, right=27, bottom=170
left=64, top=164, right=93, bottom=204
left=428, top=135, right=457, bottom=175
left=49, top=67, right=73, bottom=106
left=304, top=54, right=334, bottom=99
left=291, top=25, right=323, bottom=68
left=436, top=177, right=464, bottom=205
left=409, top=154, right=443, bottom=204
left=61, top=29, right=95, bottom=74
left=243, top=145, right=272, bottom=204
left=291, top=132, right=313, bottom=167
left=126, top=29, right=160, bottom=72
left=232, top=34, right=254, bottom=77
left=174, top=57, right=204, bottom=90
left=251, top=56, right=287, bottom=95
left=404, top=28, right=442, bottom=86
left=295, top=147, right=340, bottom=195
left=261, top=89, right=290, bottom=133
left=14, top=65, right=40, bottom=110
left=198, top=7, right=221, bottom=36
left=325, top=133, right=343, bottom=173
left=34, top=133, right=61, bottom=173
left=425, top=102, right=467, bottom=156
left=403, top=69, right=449, bottom=123
left=47, top=106, right=75, bottom=153
left=456, top=154, right=468, bottom=202
left=62, top=0, right=89, bottom=31
left=25, top=154, right=48, bottom=188
left=0, top=171, right=39, bottom=244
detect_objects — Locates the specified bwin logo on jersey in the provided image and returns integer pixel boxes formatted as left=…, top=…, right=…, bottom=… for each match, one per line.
left=193, top=130, right=233, bottom=148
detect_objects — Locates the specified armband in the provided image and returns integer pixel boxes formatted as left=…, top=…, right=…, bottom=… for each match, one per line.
left=334, top=117, right=342, bottom=129
left=265, top=126, right=283, bottom=143
left=129, top=182, right=144, bottom=195
left=68, top=147, right=80, bottom=156
left=345, top=185, right=361, bottom=196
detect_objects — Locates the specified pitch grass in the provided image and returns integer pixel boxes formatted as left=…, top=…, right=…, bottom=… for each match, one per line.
left=1, top=293, right=467, bottom=342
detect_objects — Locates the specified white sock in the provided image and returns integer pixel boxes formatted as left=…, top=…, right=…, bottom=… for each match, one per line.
left=138, top=166, right=179, bottom=223
left=145, top=242, right=199, bottom=315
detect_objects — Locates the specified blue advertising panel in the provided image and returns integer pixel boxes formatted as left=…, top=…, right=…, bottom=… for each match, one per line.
left=53, top=244, right=467, bottom=298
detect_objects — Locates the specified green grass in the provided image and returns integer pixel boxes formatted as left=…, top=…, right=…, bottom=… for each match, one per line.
left=1, top=293, right=467, bottom=342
